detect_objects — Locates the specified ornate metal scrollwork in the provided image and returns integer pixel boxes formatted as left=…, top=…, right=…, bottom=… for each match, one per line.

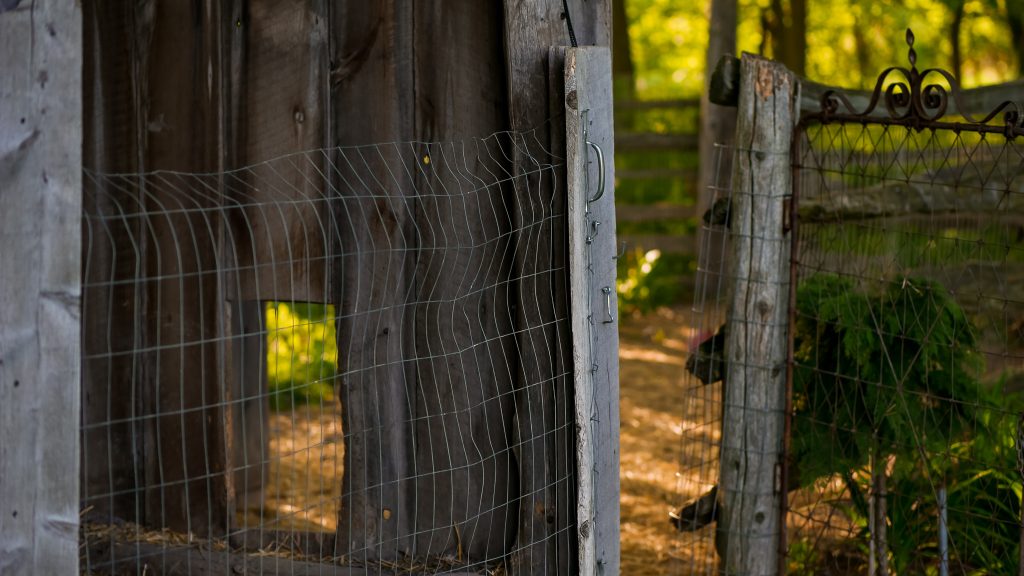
left=807, top=29, right=1024, bottom=138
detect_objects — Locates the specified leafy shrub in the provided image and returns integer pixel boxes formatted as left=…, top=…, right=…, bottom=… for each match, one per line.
left=265, top=302, right=337, bottom=410
left=790, top=274, right=1022, bottom=573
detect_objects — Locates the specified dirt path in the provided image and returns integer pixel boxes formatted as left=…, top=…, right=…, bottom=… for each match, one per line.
left=247, top=306, right=719, bottom=573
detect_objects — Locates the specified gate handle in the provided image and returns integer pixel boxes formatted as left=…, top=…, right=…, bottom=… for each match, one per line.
left=586, top=139, right=606, bottom=204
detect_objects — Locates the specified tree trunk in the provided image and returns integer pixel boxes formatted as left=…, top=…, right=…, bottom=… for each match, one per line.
left=1008, top=0, right=1024, bottom=77
left=696, top=0, right=738, bottom=291
left=951, top=0, right=965, bottom=81
left=767, top=0, right=806, bottom=76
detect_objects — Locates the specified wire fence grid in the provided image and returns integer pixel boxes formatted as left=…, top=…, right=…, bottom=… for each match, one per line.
left=669, top=141, right=736, bottom=574
left=787, top=120, right=1024, bottom=574
left=671, top=117, right=1024, bottom=575
left=78, top=131, right=578, bottom=575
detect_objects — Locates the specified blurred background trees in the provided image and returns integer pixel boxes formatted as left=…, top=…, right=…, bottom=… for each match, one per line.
left=613, top=0, right=1024, bottom=315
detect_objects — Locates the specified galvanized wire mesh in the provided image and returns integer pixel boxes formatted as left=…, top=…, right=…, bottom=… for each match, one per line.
left=788, top=121, right=1024, bottom=574
left=670, top=142, right=736, bottom=575
left=78, top=132, right=578, bottom=575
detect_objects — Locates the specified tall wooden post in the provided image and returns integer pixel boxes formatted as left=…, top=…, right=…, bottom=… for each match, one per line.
left=718, top=53, right=797, bottom=575
left=0, top=1, right=83, bottom=574
left=565, top=47, right=621, bottom=576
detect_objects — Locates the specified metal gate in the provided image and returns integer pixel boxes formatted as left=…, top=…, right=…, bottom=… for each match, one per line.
left=785, top=29, right=1024, bottom=575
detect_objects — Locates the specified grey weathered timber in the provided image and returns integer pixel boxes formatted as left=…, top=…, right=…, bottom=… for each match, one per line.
left=565, top=47, right=621, bottom=576
left=230, top=0, right=332, bottom=303
left=718, top=54, right=798, bottom=575
left=138, top=1, right=233, bottom=537
left=502, top=2, right=610, bottom=573
left=800, top=77, right=1024, bottom=120
left=0, top=1, right=82, bottom=574
left=330, top=3, right=518, bottom=565
left=409, top=1, right=517, bottom=562
left=230, top=302, right=269, bottom=511
left=710, top=53, right=1024, bottom=122
left=81, top=0, right=149, bottom=525
left=330, top=2, right=418, bottom=562
left=797, top=174, right=1024, bottom=221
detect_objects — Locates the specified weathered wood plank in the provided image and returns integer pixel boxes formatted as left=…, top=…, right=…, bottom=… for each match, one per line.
left=800, top=77, right=1024, bottom=121
left=139, top=0, right=232, bottom=537
left=565, top=47, right=621, bottom=576
left=410, top=2, right=518, bottom=562
left=797, top=177, right=1024, bottom=222
left=229, top=0, right=332, bottom=303
left=503, top=2, right=610, bottom=574
left=330, top=2, right=417, bottom=562
left=718, top=54, right=798, bottom=575
left=711, top=53, right=1024, bottom=123
left=81, top=0, right=148, bottom=527
left=229, top=302, right=268, bottom=512
left=0, top=1, right=82, bottom=574
left=615, top=204, right=697, bottom=222
left=615, top=132, right=699, bottom=151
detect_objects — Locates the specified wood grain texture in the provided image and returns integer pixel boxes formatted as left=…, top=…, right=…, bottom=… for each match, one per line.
left=330, top=2, right=519, bottom=564
left=0, top=1, right=82, bottom=574
left=502, top=3, right=610, bottom=574
left=410, top=1, right=517, bottom=562
left=330, top=1, right=417, bottom=562
left=565, top=47, right=621, bottom=576
left=136, top=1, right=234, bottom=537
left=228, top=0, right=332, bottom=303
left=800, top=77, right=1024, bottom=122
left=81, top=0, right=149, bottom=526
left=718, top=54, right=798, bottom=575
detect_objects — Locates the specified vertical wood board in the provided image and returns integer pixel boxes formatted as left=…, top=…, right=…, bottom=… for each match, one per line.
left=502, top=3, right=610, bottom=573
left=718, top=53, right=798, bottom=575
left=0, top=1, right=83, bottom=574
left=564, top=47, right=620, bottom=576
left=330, top=2, right=417, bottom=561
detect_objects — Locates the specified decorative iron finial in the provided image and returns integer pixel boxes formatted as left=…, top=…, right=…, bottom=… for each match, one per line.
left=804, top=28, right=1023, bottom=138
left=906, top=29, right=917, bottom=70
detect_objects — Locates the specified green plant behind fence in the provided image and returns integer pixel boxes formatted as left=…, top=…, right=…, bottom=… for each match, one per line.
left=265, top=302, right=337, bottom=410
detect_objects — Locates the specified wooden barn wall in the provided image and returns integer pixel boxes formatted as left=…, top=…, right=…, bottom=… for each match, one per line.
left=0, top=1, right=83, bottom=574
left=82, top=0, right=608, bottom=571
left=502, top=3, right=611, bottom=574
left=329, top=1, right=520, bottom=565
left=81, top=0, right=148, bottom=526
left=82, top=0, right=235, bottom=537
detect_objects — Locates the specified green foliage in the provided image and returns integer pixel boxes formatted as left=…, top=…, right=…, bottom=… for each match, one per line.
left=265, top=302, right=337, bottom=410
left=792, top=275, right=986, bottom=482
left=622, top=0, right=1017, bottom=101
left=616, top=248, right=695, bottom=313
left=791, top=274, right=1023, bottom=573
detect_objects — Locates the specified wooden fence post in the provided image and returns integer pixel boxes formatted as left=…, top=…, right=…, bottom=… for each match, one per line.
left=718, top=53, right=798, bottom=575
left=0, top=1, right=83, bottom=574
left=565, top=46, right=621, bottom=576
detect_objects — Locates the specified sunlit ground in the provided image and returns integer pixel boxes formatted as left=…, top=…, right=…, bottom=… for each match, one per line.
left=618, top=305, right=724, bottom=575
left=245, top=305, right=729, bottom=574
left=235, top=403, right=344, bottom=532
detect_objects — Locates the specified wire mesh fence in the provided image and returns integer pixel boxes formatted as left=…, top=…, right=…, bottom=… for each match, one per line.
left=672, top=45, right=1024, bottom=575
left=788, top=119, right=1024, bottom=574
left=79, top=131, right=578, bottom=575
left=669, top=142, right=736, bottom=574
